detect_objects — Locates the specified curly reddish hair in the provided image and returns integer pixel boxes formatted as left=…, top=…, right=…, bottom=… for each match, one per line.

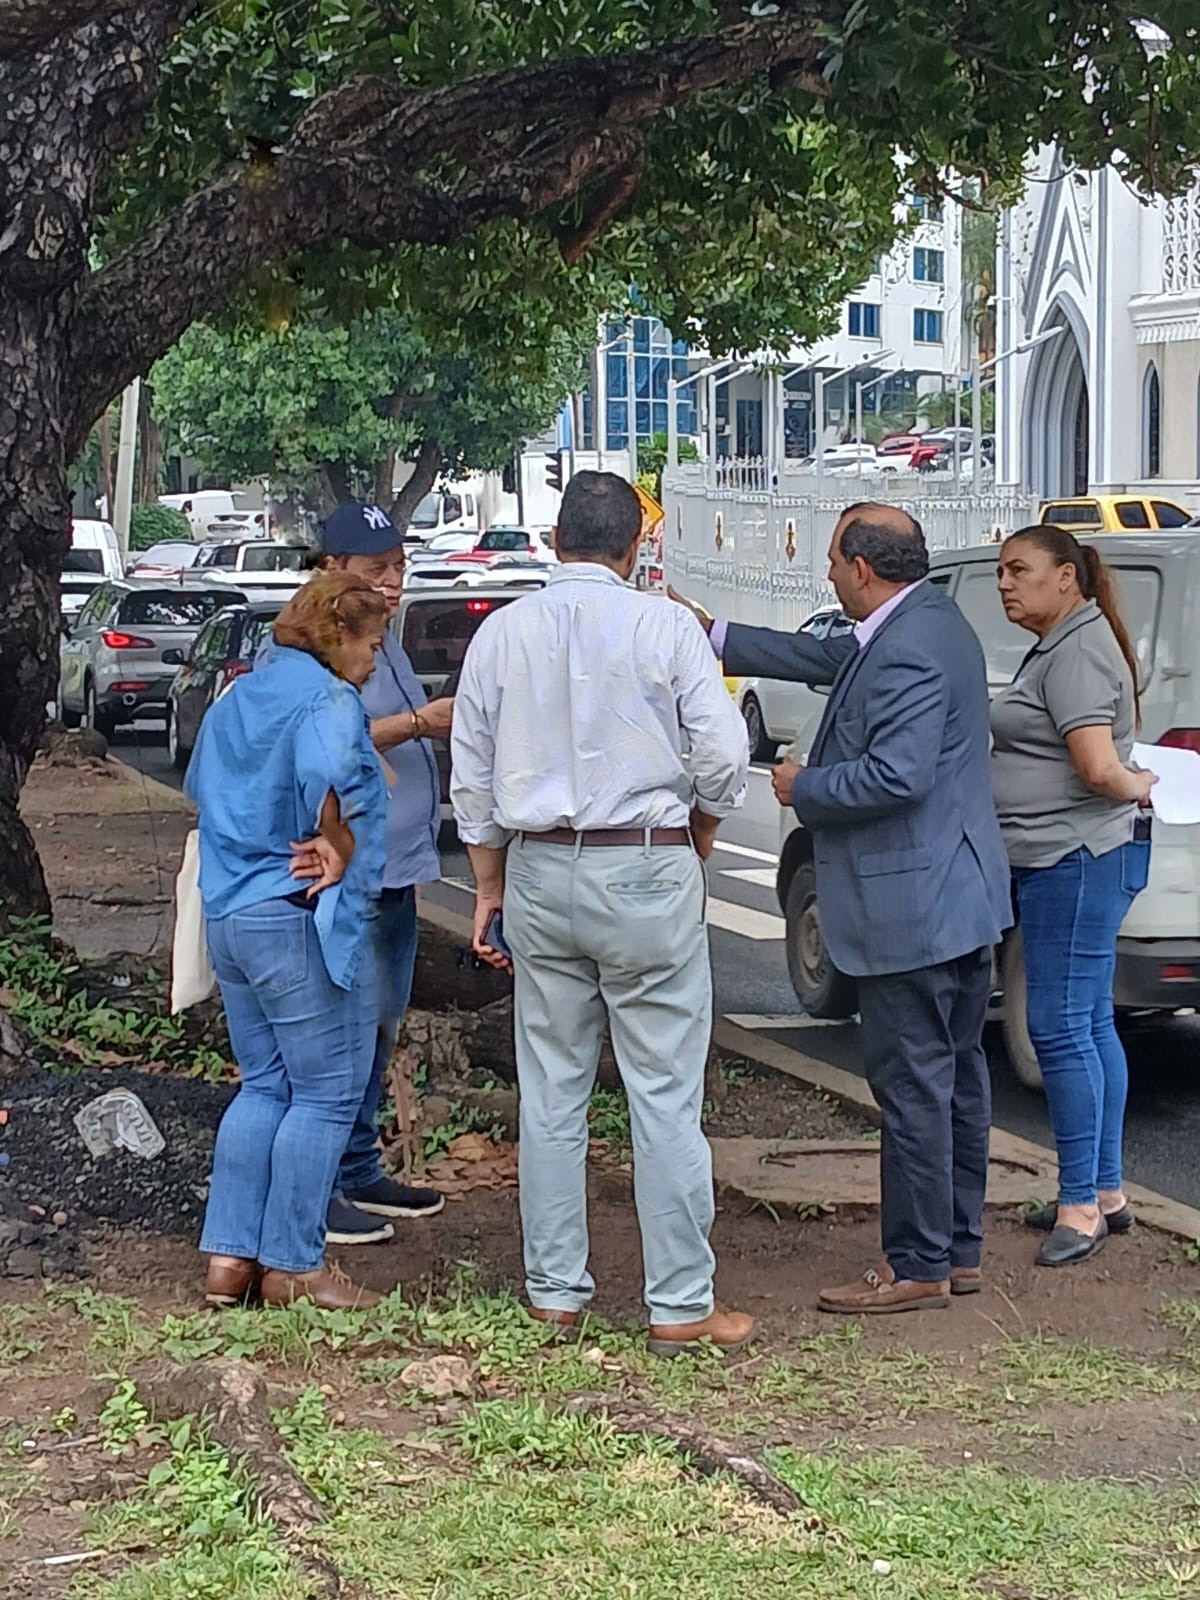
left=273, top=570, right=387, bottom=671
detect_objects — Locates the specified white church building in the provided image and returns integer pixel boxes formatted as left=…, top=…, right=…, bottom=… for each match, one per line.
left=995, top=146, right=1200, bottom=510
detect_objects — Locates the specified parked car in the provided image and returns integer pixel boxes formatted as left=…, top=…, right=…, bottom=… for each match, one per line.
left=395, top=583, right=548, bottom=816
left=876, top=433, right=922, bottom=458
left=127, top=541, right=201, bottom=579
left=59, top=579, right=246, bottom=737
left=159, top=490, right=257, bottom=542
left=165, top=602, right=283, bottom=771
left=735, top=606, right=854, bottom=760
left=404, top=556, right=555, bottom=591
left=192, top=538, right=315, bottom=603
left=1038, top=494, right=1192, bottom=533
left=774, top=532, right=1200, bottom=1089
left=69, top=519, right=123, bottom=580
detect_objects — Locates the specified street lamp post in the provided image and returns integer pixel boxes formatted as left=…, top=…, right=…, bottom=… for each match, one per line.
left=973, top=326, right=1065, bottom=493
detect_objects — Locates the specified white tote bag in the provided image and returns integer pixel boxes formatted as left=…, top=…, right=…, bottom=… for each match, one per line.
left=170, top=828, right=215, bottom=1013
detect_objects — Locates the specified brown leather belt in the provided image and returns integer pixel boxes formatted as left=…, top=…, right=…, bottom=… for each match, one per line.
left=522, top=827, right=693, bottom=848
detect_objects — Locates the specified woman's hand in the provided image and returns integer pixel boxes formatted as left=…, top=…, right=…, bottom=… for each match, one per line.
left=289, top=833, right=348, bottom=896
left=1130, top=767, right=1159, bottom=809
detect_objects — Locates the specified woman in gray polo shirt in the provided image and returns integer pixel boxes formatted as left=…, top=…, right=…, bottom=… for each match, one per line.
left=991, top=526, right=1155, bottom=1268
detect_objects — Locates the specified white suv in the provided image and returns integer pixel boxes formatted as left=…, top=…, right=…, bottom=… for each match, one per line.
left=775, top=533, right=1200, bottom=1089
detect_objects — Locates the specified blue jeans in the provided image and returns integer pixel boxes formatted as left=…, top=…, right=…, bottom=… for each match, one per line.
left=1013, top=839, right=1150, bottom=1205
left=201, top=899, right=376, bottom=1272
left=337, top=886, right=419, bottom=1194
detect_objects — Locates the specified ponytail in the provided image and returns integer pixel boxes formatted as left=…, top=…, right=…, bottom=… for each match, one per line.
left=1005, top=525, right=1141, bottom=724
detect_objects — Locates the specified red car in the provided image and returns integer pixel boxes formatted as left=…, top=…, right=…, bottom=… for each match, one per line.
left=877, top=433, right=922, bottom=458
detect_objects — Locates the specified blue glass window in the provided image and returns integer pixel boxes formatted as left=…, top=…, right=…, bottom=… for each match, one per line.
left=848, top=302, right=881, bottom=338
left=913, top=309, right=944, bottom=343
left=913, top=248, right=944, bottom=284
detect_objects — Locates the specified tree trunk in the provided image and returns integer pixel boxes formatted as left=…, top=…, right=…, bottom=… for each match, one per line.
left=136, top=381, right=163, bottom=504
left=0, top=325, right=72, bottom=926
left=389, top=436, right=442, bottom=531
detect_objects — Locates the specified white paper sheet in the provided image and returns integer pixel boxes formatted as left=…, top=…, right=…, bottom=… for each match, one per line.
left=1132, top=742, right=1200, bottom=826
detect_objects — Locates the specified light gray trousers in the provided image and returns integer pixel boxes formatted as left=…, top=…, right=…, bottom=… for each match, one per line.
left=503, top=836, right=716, bottom=1325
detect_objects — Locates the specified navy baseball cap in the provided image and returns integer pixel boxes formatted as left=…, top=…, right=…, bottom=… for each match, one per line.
left=320, top=502, right=403, bottom=557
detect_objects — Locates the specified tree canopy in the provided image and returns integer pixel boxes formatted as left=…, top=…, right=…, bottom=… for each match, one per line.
left=5, top=1, right=1200, bottom=918
left=152, top=308, right=591, bottom=517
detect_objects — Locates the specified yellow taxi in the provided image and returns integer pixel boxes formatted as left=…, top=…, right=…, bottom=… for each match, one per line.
left=1038, top=494, right=1192, bottom=533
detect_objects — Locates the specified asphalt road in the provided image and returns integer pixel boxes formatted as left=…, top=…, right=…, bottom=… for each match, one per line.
left=117, top=723, right=1200, bottom=1212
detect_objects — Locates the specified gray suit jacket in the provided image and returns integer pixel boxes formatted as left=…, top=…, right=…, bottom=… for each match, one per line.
left=724, top=585, right=1012, bottom=977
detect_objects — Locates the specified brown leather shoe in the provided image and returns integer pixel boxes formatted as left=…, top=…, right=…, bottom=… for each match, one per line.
left=528, top=1306, right=581, bottom=1329
left=647, top=1303, right=755, bottom=1358
left=950, top=1266, right=983, bottom=1296
left=260, top=1260, right=381, bottom=1311
left=204, top=1254, right=261, bottom=1308
left=818, top=1261, right=949, bottom=1315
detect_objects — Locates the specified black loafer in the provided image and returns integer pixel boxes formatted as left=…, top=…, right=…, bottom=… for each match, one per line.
left=1025, top=1201, right=1134, bottom=1234
left=1036, top=1215, right=1108, bottom=1268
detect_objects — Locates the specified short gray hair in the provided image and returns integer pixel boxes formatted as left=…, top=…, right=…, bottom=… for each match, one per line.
left=839, top=512, right=929, bottom=584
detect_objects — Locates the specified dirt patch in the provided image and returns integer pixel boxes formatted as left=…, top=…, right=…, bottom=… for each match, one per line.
left=0, top=1069, right=230, bottom=1247
left=706, top=1062, right=874, bottom=1142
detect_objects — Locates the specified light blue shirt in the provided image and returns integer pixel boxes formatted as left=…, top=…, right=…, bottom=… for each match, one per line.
left=451, top=563, right=748, bottom=847
left=359, top=634, right=441, bottom=890
left=259, top=634, right=440, bottom=891
left=185, top=647, right=386, bottom=990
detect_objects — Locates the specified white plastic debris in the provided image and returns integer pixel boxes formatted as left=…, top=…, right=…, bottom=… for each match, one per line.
left=73, top=1089, right=165, bottom=1160
left=872, top=1559, right=893, bottom=1576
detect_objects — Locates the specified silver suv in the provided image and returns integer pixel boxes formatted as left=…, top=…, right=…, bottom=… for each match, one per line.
left=59, top=579, right=246, bottom=737
left=775, top=532, right=1200, bottom=1088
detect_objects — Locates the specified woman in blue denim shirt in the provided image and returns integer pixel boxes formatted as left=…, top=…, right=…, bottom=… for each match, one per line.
left=186, top=572, right=388, bottom=1310
left=991, top=528, right=1155, bottom=1268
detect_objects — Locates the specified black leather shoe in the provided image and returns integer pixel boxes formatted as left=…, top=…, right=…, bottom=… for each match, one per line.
left=1036, top=1216, right=1108, bottom=1267
left=1025, top=1201, right=1134, bottom=1234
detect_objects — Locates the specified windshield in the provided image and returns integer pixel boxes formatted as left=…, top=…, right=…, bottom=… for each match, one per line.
left=117, top=591, right=239, bottom=627
left=401, top=597, right=518, bottom=674
left=240, top=545, right=307, bottom=572
left=64, top=549, right=104, bottom=574
left=410, top=493, right=442, bottom=530
left=480, top=530, right=529, bottom=551
left=139, top=544, right=198, bottom=568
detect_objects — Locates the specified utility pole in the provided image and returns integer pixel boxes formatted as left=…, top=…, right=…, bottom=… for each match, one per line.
left=625, top=328, right=639, bottom=482
left=112, top=377, right=140, bottom=557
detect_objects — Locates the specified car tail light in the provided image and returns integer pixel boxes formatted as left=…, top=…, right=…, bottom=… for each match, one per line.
left=466, top=599, right=492, bottom=614
left=1161, top=964, right=1196, bottom=981
left=101, top=630, right=154, bottom=649
left=111, top=680, right=149, bottom=692
left=1159, top=729, right=1200, bottom=752
left=221, top=661, right=251, bottom=687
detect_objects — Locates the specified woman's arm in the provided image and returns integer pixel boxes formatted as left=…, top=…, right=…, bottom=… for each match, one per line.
left=290, top=788, right=356, bottom=895
left=1065, top=726, right=1157, bottom=806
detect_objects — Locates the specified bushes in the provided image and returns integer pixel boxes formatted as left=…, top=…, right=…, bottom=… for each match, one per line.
left=128, top=503, right=191, bottom=550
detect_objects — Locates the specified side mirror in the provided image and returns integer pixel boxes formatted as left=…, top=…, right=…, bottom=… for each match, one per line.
left=161, top=648, right=185, bottom=666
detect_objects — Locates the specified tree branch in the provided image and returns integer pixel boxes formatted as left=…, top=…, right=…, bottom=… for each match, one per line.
left=390, top=436, right=442, bottom=531
left=558, top=150, right=645, bottom=266
left=68, top=13, right=829, bottom=448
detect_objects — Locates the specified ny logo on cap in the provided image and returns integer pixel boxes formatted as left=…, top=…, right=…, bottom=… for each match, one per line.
left=363, top=505, right=391, bottom=530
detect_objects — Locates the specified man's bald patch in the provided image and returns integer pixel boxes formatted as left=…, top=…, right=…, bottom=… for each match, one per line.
left=834, top=502, right=920, bottom=542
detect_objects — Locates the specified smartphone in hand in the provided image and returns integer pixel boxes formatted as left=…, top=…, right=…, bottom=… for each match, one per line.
left=482, top=908, right=512, bottom=961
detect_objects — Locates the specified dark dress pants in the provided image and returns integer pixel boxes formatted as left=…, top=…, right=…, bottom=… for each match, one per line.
left=855, top=947, right=992, bottom=1282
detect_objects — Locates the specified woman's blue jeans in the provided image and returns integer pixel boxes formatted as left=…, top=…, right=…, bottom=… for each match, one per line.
left=200, top=899, right=376, bottom=1273
left=1013, top=838, right=1150, bottom=1206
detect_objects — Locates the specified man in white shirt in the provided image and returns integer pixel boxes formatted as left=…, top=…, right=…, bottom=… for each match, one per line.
left=451, top=471, right=753, bottom=1355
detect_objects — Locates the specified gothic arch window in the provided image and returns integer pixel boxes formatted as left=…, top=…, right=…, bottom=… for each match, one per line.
left=1142, top=363, right=1162, bottom=478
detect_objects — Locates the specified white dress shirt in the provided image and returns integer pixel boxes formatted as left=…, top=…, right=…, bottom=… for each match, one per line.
left=451, top=564, right=749, bottom=848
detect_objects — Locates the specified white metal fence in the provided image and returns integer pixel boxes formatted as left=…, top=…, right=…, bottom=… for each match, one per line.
left=661, top=462, right=1039, bottom=630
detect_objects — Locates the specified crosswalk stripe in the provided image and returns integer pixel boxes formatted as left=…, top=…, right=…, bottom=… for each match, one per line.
left=710, top=840, right=779, bottom=865
left=705, top=900, right=786, bottom=941
left=719, top=866, right=777, bottom=889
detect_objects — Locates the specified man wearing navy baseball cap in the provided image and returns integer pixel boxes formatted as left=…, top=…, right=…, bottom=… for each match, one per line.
left=294, top=502, right=453, bottom=1244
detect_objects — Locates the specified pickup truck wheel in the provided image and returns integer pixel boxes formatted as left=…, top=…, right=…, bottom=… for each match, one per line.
left=784, top=859, right=858, bottom=1019
left=1001, top=928, right=1044, bottom=1092
left=741, top=694, right=777, bottom=763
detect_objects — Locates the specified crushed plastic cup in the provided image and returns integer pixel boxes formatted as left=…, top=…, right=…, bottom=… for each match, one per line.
left=73, top=1089, right=165, bottom=1161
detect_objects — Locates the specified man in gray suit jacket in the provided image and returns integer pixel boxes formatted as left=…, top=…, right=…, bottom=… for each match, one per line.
left=677, top=504, right=1011, bottom=1313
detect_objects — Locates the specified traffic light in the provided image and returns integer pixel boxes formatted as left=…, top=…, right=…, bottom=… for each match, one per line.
left=545, top=450, right=564, bottom=493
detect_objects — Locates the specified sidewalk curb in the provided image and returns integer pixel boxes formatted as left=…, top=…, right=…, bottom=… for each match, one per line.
left=417, top=893, right=1200, bottom=1246
left=108, top=756, right=196, bottom=813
